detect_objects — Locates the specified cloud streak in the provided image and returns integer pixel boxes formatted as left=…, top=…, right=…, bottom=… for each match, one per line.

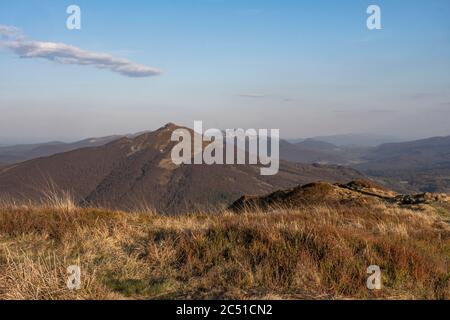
left=237, top=93, right=267, bottom=98
left=0, top=25, right=22, bottom=37
left=0, top=25, right=161, bottom=78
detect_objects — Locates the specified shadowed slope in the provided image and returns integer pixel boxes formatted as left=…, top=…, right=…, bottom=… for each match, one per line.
left=0, top=124, right=365, bottom=213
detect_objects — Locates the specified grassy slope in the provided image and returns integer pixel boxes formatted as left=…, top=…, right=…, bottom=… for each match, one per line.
left=0, top=203, right=449, bottom=300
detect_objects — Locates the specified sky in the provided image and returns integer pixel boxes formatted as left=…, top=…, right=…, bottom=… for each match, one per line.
left=0, top=0, right=449, bottom=144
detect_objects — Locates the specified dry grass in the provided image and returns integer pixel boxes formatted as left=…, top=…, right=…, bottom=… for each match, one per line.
left=0, top=200, right=448, bottom=300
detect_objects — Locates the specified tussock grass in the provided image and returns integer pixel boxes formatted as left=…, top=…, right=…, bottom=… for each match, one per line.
left=0, top=200, right=448, bottom=300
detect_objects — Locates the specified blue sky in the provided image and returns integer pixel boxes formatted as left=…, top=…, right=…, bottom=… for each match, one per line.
left=0, top=0, right=449, bottom=143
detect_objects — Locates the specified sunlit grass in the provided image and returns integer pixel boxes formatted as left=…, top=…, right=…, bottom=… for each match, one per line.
left=0, top=200, right=448, bottom=300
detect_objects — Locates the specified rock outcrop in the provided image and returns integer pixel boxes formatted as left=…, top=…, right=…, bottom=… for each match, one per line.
left=229, top=179, right=449, bottom=212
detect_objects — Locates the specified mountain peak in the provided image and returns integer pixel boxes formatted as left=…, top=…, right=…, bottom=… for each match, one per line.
left=160, top=122, right=181, bottom=131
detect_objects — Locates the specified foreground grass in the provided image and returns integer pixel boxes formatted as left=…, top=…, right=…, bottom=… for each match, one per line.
left=0, top=203, right=449, bottom=300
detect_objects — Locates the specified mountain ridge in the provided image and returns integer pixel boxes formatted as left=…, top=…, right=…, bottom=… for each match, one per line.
left=0, top=123, right=365, bottom=214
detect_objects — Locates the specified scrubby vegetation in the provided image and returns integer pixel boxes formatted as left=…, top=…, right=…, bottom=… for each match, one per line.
left=0, top=200, right=449, bottom=300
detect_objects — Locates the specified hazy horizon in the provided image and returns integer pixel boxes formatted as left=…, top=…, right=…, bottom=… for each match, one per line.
left=1, top=0, right=449, bottom=143
left=0, top=122, right=443, bottom=146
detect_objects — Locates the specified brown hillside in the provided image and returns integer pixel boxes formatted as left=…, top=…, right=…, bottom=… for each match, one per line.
left=0, top=124, right=365, bottom=214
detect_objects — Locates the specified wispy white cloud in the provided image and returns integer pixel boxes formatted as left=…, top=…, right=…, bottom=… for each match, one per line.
left=237, top=93, right=293, bottom=102
left=237, top=93, right=266, bottom=98
left=0, top=25, right=22, bottom=38
left=0, top=25, right=161, bottom=78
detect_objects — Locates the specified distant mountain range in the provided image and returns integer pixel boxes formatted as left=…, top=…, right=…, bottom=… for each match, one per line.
left=1, top=126, right=449, bottom=201
left=0, top=136, right=122, bottom=164
left=0, top=124, right=363, bottom=214
left=0, top=130, right=157, bottom=164
left=279, top=138, right=368, bottom=165
left=355, top=136, right=450, bottom=193
left=280, top=136, right=450, bottom=193
left=289, top=133, right=403, bottom=147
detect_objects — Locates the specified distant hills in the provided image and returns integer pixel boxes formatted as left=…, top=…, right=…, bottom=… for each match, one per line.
left=290, top=133, right=403, bottom=147
left=279, top=139, right=347, bottom=164
left=0, top=136, right=122, bottom=164
left=1, top=127, right=449, bottom=200
left=279, top=138, right=369, bottom=165
left=282, top=136, right=450, bottom=193
left=0, top=124, right=363, bottom=214
left=355, top=136, right=450, bottom=193
left=360, top=136, right=450, bottom=168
